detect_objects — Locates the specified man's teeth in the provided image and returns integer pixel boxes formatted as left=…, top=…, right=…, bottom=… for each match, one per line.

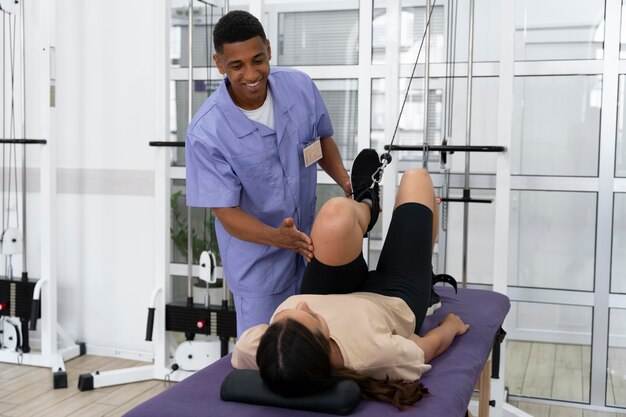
left=245, top=81, right=260, bottom=87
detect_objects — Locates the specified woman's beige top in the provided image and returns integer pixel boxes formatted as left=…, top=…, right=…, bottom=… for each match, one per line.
left=231, top=292, right=431, bottom=381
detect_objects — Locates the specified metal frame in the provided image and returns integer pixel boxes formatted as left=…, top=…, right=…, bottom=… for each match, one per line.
left=0, top=0, right=82, bottom=388
left=81, top=0, right=240, bottom=391
left=77, top=0, right=186, bottom=390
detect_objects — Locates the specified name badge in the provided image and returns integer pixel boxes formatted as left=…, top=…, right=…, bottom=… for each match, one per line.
left=303, top=138, right=323, bottom=167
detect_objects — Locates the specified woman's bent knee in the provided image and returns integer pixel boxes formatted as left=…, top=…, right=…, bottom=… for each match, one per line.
left=313, top=197, right=356, bottom=235
left=311, top=197, right=364, bottom=265
left=395, top=169, right=435, bottom=209
left=317, top=197, right=353, bottom=220
left=402, top=168, right=432, bottom=186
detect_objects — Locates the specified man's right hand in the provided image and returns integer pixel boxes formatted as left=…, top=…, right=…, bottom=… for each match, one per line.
left=213, top=208, right=314, bottom=261
left=275, top=218, right=314, bottom=262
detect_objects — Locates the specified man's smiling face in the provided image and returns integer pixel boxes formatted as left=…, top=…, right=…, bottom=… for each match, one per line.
left=213, top=36, right=272, bottom=110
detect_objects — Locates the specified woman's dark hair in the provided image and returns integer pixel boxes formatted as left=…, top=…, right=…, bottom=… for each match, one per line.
left=256, top=319, right=429, bottom=410
left=213, top=10, right=267, bottom=54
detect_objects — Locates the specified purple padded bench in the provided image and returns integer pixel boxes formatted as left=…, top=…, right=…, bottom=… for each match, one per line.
left=125, top=287, right=510, bottom=417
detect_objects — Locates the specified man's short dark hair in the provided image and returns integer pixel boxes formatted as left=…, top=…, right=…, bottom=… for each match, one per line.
left=213, top=10, right=267, bottom=54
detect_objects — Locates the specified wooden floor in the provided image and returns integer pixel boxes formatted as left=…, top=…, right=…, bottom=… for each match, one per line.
left=0, top=355, right=171, bottom=417
left=0, top=342, right=622, bottom=416
left=505, top=340, right=626, bottom=417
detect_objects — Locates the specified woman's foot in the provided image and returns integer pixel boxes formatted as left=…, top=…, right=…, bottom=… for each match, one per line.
left=427, top=272, right=458, bottom=315
left=351, top=149, right=382, bottom=236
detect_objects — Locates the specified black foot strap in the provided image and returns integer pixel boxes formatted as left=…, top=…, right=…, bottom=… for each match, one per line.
left=356, top=187, right=379, bottom=237
left=433, top=273, right=458, bottom=293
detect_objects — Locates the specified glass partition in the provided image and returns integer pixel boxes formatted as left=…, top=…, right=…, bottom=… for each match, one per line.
left=621, top=1, right=626, bottom=59
left=506, top=302, right=592, bottom=403
left=608, top=308, right=626, bottom=407
left=616, top=75, right=626, bottom=177
left=170, top=1, right=230, bottom=68
left=515, top=0, right=605, bottom=61
left=370, top=78, right=386, bottom=154
left=278, top=9, right=359, bottom=66
left=372, top=0, right=501, bottom=64
left=508, top=190, right=596, bottom=291
left=314, top=79, right=359, bottom=162
left=170, top=180, right=220, bottom=265
left=445, top=188, right=495, bottom=284
left=512, top=75, right=602, bottom=177
left=370, top=76, right=499, bottom=173
left=443, top=77, right=499, bottom=175
left=170, top=80, right=220, bottom=166
left=612, top=193, right=626, bottom=293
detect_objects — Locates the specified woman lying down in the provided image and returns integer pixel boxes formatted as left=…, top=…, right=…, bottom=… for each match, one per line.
left=231, top=149, right=469, bottom=409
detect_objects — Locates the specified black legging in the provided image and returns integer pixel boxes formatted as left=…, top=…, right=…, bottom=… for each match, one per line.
left=300, top=202, right=433, bottom=331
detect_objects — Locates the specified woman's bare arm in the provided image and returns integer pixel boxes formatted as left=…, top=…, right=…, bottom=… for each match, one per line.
left=409, top=313, right=469, bottom=363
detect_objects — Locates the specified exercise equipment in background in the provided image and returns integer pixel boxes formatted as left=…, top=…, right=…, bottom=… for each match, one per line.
left=78, top=0, right=236, bottom=391
left=0, top=0, right=83, bottom=388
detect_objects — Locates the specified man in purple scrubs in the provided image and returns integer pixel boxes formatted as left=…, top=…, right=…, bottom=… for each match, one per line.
left=186, top=10, right=351, bottom=336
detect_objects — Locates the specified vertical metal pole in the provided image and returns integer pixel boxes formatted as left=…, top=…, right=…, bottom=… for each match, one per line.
left=154, top=0, right=171, bottom=378
left=217, top=0, right=230, bottom=303
left=422, top=0, right=431, bottom=169
left=2, top=13, right=4, bottom=154
left=591, top=0, right=621, bottom=406
left=491, top=0, right=514, bottom=412
left=187, top=0, right=194, bottom=305
left=382, top=0, right=401, bottom=240
left=2, top=13, right=4, bottom=238
left=461, top=0, right=475, bottom=288
left=20, top=0, right=27, bottom=278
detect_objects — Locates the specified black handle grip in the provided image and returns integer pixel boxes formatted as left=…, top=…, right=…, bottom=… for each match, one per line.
left=145, top=308, right=156, bottom=341
left=29, top=299, right=40, bottom=331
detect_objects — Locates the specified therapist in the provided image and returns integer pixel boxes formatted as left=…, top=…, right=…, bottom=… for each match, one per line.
left=185, top=10, right=351, bottom=336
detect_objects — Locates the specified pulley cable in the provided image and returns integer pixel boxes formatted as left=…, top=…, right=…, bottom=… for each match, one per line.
left=443, top=0, right=458, bottom=141
left=372, top=0, right=438, bottom=187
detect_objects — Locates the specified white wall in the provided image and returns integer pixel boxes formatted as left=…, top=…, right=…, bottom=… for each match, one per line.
left=50, top=0, right=166, bottom=355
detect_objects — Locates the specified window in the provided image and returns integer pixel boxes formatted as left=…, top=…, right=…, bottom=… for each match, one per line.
left=512, top=75, right=602, bottom=177
left=278, top=10, right=359, bottom=66
left=515, top=0, right=605, bottom=61
left=509, top=190, right=596, bottom=291
left=314, top=79, right=359, bottom=162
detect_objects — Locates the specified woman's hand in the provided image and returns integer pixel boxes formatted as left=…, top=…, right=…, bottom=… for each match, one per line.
left=412, top=313, right=470, bottom=363
left=441, top=313, right=470, bottom=336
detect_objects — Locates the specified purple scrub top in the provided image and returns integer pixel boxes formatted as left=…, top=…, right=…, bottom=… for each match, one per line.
left=186, top=67, right=334, bottom=297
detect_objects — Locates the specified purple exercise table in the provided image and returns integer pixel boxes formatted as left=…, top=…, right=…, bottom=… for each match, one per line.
left=125, top=287, right=510, bottom=417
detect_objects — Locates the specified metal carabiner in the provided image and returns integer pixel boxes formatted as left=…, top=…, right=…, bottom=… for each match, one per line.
left=370, top=152, right=392, bottom=188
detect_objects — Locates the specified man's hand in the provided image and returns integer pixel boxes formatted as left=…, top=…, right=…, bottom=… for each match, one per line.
left=275, top=218, right=314, bottom=262
left=343, top=179, right=353, bottom=198
left=213, top=207, right=314, bottom=261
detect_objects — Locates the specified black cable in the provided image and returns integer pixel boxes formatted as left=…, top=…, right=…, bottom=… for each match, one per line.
left=11, top=11, right=19, bottom=228
left=12, top=135, right=18, bottom=226
left=447, top=0, right=458, bottom=137
left=20, top=0, right=26, bottom=239
left=203, top=206, right=207, bottom=251
left=443, top=0, right=453, bottom=140
left=6, top=14, right=17, bottom=231
left=443, top=0, right=458, bottom=143
left=386, top=0, right=438, bottom=156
